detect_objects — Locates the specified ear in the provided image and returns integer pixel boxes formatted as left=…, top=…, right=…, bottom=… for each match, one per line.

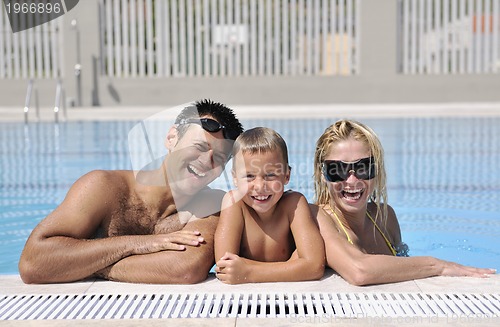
left=165, top=126, right=179, bottom=152
left=284, top=165, right=291, bottom=185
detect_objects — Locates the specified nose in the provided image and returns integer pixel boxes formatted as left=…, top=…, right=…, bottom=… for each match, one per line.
left=252, top=177, right=267, bottom=192
left=345, top=170, right=359, bottom=183
left=198, top=149, right=214, bottom=168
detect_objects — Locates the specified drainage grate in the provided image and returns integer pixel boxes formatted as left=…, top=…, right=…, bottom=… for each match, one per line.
left=1, top=293, right=499, bottom=320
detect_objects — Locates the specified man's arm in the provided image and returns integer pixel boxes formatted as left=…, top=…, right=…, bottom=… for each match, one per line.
left=98, top=214, right=219, bottom=284
left=312, top=205, right=496, bottom=286
left=19, top=171, right=202, bottom=284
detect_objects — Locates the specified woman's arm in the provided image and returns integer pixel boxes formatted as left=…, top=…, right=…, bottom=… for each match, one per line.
left=313, top=205, right=495, bottom=286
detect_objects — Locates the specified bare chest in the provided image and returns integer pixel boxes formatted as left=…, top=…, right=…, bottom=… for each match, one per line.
left=105, top=197, right=187, bottom=236
left=240, top=216, right=294, bottom=262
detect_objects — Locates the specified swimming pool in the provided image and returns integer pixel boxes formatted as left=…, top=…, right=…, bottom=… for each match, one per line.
left=1, top=116, right=499, bottom=274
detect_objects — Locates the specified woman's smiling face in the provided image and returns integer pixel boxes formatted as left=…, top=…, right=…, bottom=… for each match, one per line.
left=324, top=137, right=374, bottom=214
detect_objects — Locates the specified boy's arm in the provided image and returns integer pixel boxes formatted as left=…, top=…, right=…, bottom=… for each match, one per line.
left=216, top=193, right=325, bottom=284
left=214, top=191, right=244, bottom=262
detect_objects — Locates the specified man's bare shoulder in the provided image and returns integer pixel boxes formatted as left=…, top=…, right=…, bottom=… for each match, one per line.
left=76, top=170, right=133, bottom=188
left=68, top=170, right=134, bottom=206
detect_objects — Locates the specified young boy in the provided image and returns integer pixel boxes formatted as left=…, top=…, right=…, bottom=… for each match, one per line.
left=214, top=127, right=325, bottom=284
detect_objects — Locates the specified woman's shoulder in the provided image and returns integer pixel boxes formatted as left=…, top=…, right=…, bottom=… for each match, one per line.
left=367, top=202, right=397, bottom=219
left=367, top=202, right=400, bottom=235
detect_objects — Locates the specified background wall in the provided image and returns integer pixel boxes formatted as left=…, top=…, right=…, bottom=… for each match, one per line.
left=0, top=0, right=499, bottom=109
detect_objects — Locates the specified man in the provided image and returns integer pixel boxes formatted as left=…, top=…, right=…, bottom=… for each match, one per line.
left=19, top=99, right=243, bottom=284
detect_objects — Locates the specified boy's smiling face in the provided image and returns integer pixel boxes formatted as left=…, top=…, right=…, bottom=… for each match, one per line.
left=232, top=150, right=290, bottom=217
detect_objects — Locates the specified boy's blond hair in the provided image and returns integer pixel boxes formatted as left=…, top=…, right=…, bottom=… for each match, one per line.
left=232, top=127, right=289, bottom=167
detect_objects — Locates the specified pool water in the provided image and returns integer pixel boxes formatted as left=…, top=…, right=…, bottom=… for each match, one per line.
left=1, top=117, right=499, bottom=274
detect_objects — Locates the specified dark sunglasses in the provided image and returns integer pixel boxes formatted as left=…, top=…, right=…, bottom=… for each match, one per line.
left=178, top=118, right=239, bottom=140
left=322, top=156, right=376, bottom=182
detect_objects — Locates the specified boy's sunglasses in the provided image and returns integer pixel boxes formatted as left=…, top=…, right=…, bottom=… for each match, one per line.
left=178, top=118, right=239, bottom=140
left=322, top=156, right=376, bottom=182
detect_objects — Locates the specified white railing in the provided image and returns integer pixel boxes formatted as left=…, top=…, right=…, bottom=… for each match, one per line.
left=399, top=0, right=500, bottom=74
left=99, top=0, right=360, bottom=77
left=0, top=9, right=63, bottom=79
left=2, top=0, right=499, bottom=82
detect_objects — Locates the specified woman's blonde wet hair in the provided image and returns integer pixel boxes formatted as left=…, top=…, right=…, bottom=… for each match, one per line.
left=313, top=119, right=388, bottom=222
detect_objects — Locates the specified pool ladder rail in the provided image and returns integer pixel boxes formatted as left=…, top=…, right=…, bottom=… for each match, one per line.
left=24, top=79, right=67, bottom=124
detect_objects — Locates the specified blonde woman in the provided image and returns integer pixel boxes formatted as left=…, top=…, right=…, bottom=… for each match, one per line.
left=312, top=119, right=495, bottom=285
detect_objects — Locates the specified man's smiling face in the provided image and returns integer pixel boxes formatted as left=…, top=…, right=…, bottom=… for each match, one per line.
left=165, top=117, right=233, bottom=197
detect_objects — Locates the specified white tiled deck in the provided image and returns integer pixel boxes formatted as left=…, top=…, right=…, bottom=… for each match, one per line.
left=1, top=270, right=499, bottom=326
left=1, top=103, right=499, bottom=326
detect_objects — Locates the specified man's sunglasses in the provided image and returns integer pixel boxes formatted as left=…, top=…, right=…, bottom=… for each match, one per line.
left=178, top=118, right=239, bottom=140
left=322, top=156, right=376, bottom=182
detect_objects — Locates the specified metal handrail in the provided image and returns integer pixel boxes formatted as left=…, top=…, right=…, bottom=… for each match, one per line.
left=53, top=80, right=67, bottom=123
left=23, top=79, right=39, bottom=124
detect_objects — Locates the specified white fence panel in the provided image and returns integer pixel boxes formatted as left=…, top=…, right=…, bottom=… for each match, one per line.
left=399, top=0, right=500, bottom=74
left=0, top=8, right=62, bottom=79
left=100, top=0, right=360, bottom=77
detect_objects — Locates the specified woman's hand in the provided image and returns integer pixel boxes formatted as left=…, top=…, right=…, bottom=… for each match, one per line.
left=440, top=260, right=496, bottom=277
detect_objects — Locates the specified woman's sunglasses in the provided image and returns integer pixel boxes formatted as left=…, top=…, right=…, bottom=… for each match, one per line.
left=178, top=118, right=239, bottom=140
left=322, top=156, right=376, bottom=182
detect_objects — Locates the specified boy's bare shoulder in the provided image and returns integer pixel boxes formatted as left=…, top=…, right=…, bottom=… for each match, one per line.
left=222, top=189, right=245, bottom=207
left=278, top=190, right=307, bottom=205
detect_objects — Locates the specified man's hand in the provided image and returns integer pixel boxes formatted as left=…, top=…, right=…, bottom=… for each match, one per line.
left=131, top=230, right=205, bottom=255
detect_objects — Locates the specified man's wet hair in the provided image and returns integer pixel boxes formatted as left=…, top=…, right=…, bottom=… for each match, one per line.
left=175, top=99, right=243, bottom=140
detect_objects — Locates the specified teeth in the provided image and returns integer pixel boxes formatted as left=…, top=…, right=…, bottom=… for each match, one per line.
left=344, top=192, right=362, bottom=200
left=253, top=195, right=270, bottom=201
left=343, top=189, right=363, bottom=200
left=188, top=165, right=206, bottom=177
